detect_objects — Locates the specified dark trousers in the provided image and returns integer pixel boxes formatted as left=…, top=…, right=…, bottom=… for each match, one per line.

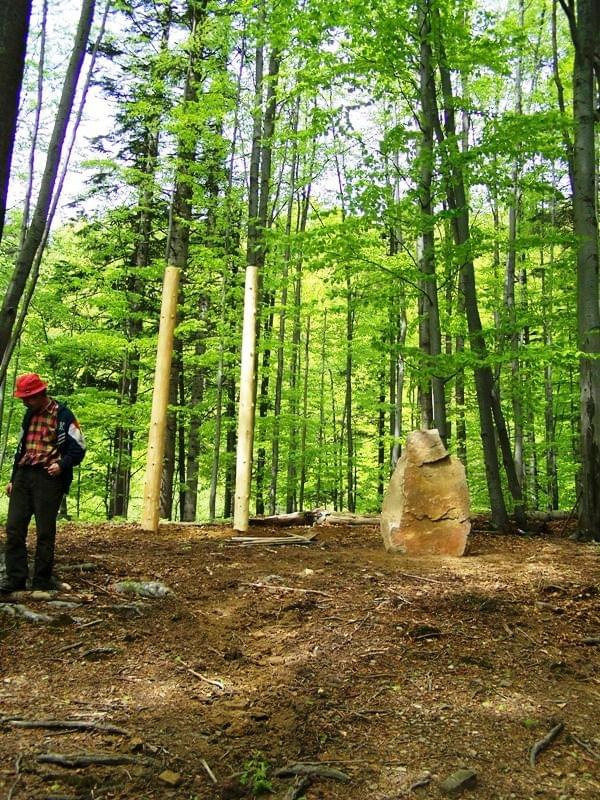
left=4, top=466, right=64, bottom=586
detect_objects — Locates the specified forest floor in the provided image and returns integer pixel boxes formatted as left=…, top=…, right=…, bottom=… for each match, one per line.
left=1, top=516, right=600, bottom=800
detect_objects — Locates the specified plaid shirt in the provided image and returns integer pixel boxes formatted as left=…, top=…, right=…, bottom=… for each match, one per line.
left=18, top=399, right=59, bottom=467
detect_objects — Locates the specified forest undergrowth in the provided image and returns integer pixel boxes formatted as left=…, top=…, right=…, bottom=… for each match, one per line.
left=1, top=518, right=599, bottom=799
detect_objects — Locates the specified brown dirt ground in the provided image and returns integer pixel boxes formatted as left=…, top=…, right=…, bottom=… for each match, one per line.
left=1, top=517, right=600, bottom=800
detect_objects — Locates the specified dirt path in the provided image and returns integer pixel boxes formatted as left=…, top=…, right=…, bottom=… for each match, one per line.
left=1, top=519, right=599, bottom=799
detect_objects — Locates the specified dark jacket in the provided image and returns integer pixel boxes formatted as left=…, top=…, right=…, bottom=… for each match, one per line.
left=11, top=401, right=86, bottom=493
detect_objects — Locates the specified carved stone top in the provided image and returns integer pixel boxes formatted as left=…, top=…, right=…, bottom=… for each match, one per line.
left=405, top=428, right=449, bottom=466
left=380, top=428, right=470, bottom=556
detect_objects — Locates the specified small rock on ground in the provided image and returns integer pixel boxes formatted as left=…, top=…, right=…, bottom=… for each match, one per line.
left=440, top=768, right=477, bottom=795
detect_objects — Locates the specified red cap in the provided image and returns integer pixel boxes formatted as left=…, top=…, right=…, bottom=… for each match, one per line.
left=14, top=373, right=48, bottom=398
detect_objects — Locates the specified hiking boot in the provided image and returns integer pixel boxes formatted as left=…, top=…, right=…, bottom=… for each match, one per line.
left=0, top=578, right=27, bottom=596
left=31, top=576, right=61, bottom=591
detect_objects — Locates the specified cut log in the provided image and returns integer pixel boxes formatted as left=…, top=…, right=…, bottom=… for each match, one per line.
left=317, top=513, right=379, bottom=526
left=248, top=511, right=323, bottom=527
left=525, top=511, right=571, bottom=521
left=227, top=532, right=317, bottom=546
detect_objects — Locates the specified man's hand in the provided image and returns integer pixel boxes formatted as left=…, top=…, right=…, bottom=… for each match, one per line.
left=5, top=482, right=12, bottom=496
left=46, top=462, right=62, bottom=477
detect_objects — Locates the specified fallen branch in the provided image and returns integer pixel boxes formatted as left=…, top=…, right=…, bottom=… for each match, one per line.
left=582, top=637, right=600, bottom=646
left=7, top=754, right=22, bottom=800
left=175, top=656, right=225, bottom=690
left=3, top=719, right=129, bottom=736
left=274, top=763, right=350, bottom=782
left=515, top=626, right=539, bottom=645
left=243, top=582, right=334, bottom=598
left=227, top=532, right=317, bottom=546
left=395, top=572, right=444, bottom=585
left=200, top=758, right=218, bottom=783
left=529, top=722, right=564, bottom=766
left=409, top=773, right=432, bottom=791
left=571, top=734, right=600, bottom=760
left=56, top=641, right=84, bottom=653
left=284, top=774, right=312, bottom=799
left=36, top=752, right=148, bottom=768
left=78, top=619, right=104, bottom=629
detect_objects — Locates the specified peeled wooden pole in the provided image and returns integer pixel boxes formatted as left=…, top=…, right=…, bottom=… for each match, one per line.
left=141, top=266, right=180, bottom=532
left=233, top=264, right=259, bottom=531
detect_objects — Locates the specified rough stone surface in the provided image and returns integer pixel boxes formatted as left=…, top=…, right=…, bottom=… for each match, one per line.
left=158, top=769, right=183, bottom=787
left=439, top=768, right=477, bottom=795
left=113, top=580, right=172, bottom=598
left=381, top=429, right=470, bottom=556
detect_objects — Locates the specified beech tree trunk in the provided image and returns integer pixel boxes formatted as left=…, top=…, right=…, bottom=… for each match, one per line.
left=109, top=96, right=165, bottom=517
left=159, top=12, right=203, bottom=518
left=299, top=317, right=311, bottom=509
left=504, top=0, right=525, bottom=494
left=254, top=53, right=280, bottom=514
left=0, top=0, right=32, bottom=240
left=270, top=98, right=302, bottom=514
left=561, top=0, right=600, bottom=537
left=417, top=5, right=447, bottom=441
left=234, top=42, right=280, bottom=530
left=425, top=1, right=511, bottom=529
left=0, top=0, right=95, bottom=362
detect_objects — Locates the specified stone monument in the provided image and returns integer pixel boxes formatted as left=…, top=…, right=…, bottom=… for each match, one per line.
left=381, top=429, right=470, bottom=556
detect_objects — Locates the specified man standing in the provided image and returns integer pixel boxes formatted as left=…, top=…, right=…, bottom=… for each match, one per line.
left=0, top=373, right=85, bottom=595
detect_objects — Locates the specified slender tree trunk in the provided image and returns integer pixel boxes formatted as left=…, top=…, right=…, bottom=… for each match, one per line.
left=185, top=128, right=224, bottom=521
left=454, top=278, right=467, bottom=469
left=177, top=366, right=187, bottom=520
left=427, top=3, right=511, bottom=529
left=158, top=32, right=201, bottom=519
left=110, top=113, right=163, bottom=517
left=182, top=328, right=206, bottom=521
left=286, top=246, right=302, bottom=512
left=329, top=368, right=340, bottom=510
left=235, top=33, right=265, bottom=523
left=0, top=0, right=95, bottom=361
left=269, top=99, right=301, bottom=514
left=417, top=10, right=435, bottom=430
left=255, top=292, right=274, bottom=515
left=417, top=5, right=447, bottom=441
left=234, top=40, right=280, bottom=530
left=285, top=181, right=311, bottom=513
left=561, top=0, right=600, bottom=537
left=543, top=198, right=559, bottom=509
left=298, top=317, right=310, bottom=509
left=20, top=0, right=46, bottom=248
left=387, top=165, right=406, bottom=472
left=209, top=281, right=228, bottom=521
left=316, top=310, right=327, bottom=506
left=216, top=29, right=246, bottom=520
left=0, top=0, right=32, bottom=240
left=254, top=50, right=281, bottom=515
left=344, top=268, right=355, bottom=512
left=378, top=372, right=386, bottom=502
left=553, top=0, right=575, bottom=185
left=504, top=0, right=525, bottom=493
left=160, top=338, right=181, bottom=519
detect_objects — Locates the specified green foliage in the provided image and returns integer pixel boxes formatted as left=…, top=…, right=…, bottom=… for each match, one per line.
left=240, top=753, right=273, bottom=796
left=1, top=0, right=584, bottom=522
